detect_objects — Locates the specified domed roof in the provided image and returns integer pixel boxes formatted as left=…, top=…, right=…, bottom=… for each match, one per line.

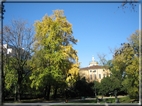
left=89, top=56, right=98, bottom=66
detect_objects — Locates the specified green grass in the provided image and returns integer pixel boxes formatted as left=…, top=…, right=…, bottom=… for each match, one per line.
left=68, top=100, right=97, bottom=103
left=119, top=96, right=138, bottom=103
left=68, top=96, right=138, bottom=103
left=4, top=96, right=139, bottom=104
left=104, top=98, right=115, bottom=103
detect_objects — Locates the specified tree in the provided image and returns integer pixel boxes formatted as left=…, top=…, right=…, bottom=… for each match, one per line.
left=97, top=53, right=107, bottom=66
left=112, top=30, right=140, bottom=99
left=29, top=10, right=78, bottom=100
left=3, top=19, right=34, bottom=101
left=107, top=59, right=126, bottom=97
left=99, top=77, right=112, bottom=98
left=92, top=80, right=101, bottom=97
left=74, top=77, right=94, bottom=98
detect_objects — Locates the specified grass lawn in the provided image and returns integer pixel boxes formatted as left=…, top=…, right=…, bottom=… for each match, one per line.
left=68, top=100, right=97, bottom=103
left=4, top=96, right=139, bottom=104
left=68, top=96, right=139, bottom=103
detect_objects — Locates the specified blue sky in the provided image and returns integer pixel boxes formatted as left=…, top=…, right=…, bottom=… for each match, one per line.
left=3, top=2, right=139, bottom=68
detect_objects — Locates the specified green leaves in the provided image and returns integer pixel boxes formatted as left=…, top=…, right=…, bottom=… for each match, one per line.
left=4, top=64, right=17, bottom=90
left=112, top=30, right=140, bottom=99
left=30, top=10, right=79, bottom=93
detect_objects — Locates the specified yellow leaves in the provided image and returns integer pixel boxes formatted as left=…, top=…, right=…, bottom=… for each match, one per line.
left=66, top=62, right=80, bottom=87
left=52, top=10, right=72, bottom=35
left=31, top=10, right=79, bottom=89
left=127, top=30, right=140, bottom=47
left=61, top=45, right=71, bottom=57
left=60, top=45, right=78, bottom=62
left=60, top=21, right=72, bottom=34
left=68, top=63, right=79, bottom=76
left=34, top=15, right=54, bottom=41
left=53, top=10, right=64, bottom=18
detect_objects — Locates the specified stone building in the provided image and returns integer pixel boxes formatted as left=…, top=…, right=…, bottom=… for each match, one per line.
left=79, top=56, right=110, bottom=82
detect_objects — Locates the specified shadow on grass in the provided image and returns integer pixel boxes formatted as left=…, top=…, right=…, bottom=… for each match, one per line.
left=5, top=98, right=66, bottom=103
left=4, top=96, right=139, bottom=104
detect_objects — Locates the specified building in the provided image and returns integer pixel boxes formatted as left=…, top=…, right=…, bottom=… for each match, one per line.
left=2, top=44, right=31, bottom=59
left=79, top=56, right=110, bottom=82
left=3, top=44, right=13, bottom=55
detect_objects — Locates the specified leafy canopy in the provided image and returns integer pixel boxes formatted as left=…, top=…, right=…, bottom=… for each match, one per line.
left=30, top=10, right=79, bottom=90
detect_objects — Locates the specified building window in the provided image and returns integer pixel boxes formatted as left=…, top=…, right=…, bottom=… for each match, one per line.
left=94, top=74, right=96, bottom=79
left=93, top=70, right=96, bottom=72
left=99, top=74, right=101, bottom=79
left=90, top=70, right=92, bottom=72
left=90, top=74, right=92, bottom=80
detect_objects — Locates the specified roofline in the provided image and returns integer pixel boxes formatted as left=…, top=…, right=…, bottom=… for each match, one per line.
left=80, top=65, right=107, bottom=70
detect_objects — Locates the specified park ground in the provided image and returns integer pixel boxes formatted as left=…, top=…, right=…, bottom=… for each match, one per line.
left=4, top=95, right=140, bottom=105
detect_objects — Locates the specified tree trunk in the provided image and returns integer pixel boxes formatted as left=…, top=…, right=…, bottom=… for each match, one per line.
left=44, top=84, right=51, bottom=100
left=114, top=90, right=119, bottom=103
left=114, top=90, right=117, bottom=99
left=17, top=70, right=22, bottom=101
left=14, top=85, right=17, bottom=102
left=44, top=85, right=48, bottom=100
left=101, top=94, right=103, bottom=101
left=17, top=81, right=21, bottom=101
left=46, top=84, right=51, bottom=100
left=53, top=86, right=58, bottom=99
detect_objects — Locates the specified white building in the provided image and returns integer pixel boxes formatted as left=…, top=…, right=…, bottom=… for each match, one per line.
left=3, top=44, right=12, bottom=54
left=79, top=56, right=110, bottom=82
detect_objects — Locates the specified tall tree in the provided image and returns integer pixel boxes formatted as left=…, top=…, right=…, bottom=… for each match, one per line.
left=3, top=19, right=34, bottom=101
left=112, top=30, right=140, bottom=99
left=30, top=10, right=78, bottom=100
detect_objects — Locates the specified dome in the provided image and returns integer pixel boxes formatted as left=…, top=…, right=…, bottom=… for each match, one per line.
left=89, top=56, right=98, bottom=66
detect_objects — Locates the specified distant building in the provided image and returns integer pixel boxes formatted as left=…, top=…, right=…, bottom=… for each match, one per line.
left=2, top=44, right=31, bottom=59
left=3, top=44, right=13, bottom=55
left=79, top=56, right=110, bottom=82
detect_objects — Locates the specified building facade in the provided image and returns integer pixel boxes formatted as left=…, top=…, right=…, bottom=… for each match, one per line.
left=79, top=56, right=110, bottom=82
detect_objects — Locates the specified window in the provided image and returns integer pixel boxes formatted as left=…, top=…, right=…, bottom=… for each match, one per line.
left=99, top=74, right=101, bottom=79
left=90, top=70, right=92, bottom=72
left=94, top=74, right=96, bottom=79
left=90, top=74, right=92, bottom=80
left=93, top=70, right=96, bottom=72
